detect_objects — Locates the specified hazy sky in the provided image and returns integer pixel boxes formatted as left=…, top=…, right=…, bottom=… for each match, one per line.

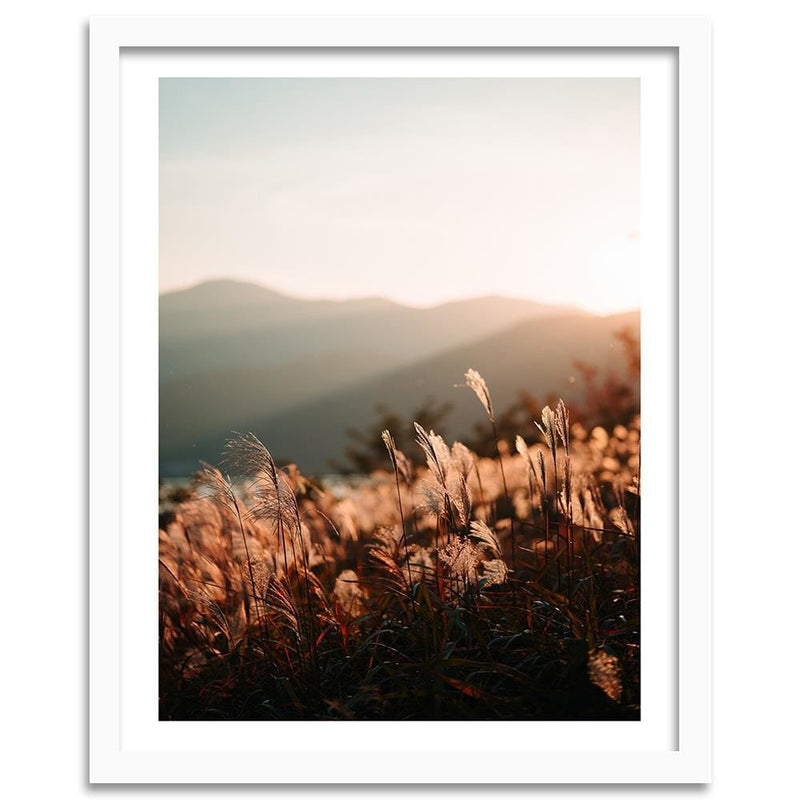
left=160, top=78, right=639, bottom=313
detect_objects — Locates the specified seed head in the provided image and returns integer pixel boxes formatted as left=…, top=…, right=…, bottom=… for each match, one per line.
left=463, top=369, right=494, bottom=422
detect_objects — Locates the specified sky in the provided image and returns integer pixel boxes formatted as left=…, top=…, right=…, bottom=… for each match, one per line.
left=160, top=78, right=639, bottom=313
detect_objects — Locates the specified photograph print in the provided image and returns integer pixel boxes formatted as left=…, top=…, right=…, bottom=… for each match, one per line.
left=158, top=77, right=641, bottom=722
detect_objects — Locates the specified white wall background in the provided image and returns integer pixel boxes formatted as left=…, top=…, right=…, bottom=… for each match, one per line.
left=1, top=1, right=797, bottom=797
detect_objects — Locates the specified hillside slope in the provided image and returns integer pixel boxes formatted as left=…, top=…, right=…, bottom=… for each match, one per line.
left=159, top=280, right=584, bottom=378
left=160, top=309, right=639, bottom=475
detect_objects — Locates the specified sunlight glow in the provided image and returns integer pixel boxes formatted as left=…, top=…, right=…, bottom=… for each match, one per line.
left=160, top=78, right=640, bottom=313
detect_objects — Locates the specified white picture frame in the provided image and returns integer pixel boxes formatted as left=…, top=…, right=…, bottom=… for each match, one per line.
left=90, top=14, right=710, bottom=784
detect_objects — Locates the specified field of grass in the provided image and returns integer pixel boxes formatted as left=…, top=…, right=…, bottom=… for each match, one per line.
left=159, top=370, right=640, bottom=721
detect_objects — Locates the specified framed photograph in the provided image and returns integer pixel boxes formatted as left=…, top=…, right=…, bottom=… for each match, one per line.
left=90, top=15, right=710, bottom=783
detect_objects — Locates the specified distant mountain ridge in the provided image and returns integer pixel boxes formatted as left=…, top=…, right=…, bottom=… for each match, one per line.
left=167, top=309, right=639, bottom=474
left=159, top=279, right=638, bottom=476
left=160, top=279, right=401, bottom=340
left=159, top=279, right=586, bottom=379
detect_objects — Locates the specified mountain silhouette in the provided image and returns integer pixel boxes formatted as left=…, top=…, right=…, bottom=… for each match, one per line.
left=159, top=281, right=638, bottom=476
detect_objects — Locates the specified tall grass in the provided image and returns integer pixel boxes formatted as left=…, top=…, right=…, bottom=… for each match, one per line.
left=159, top=370, right=640, bottom=721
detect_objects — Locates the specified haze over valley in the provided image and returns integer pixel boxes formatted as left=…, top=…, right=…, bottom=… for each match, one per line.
left=160, top=279, right=638, bottom=475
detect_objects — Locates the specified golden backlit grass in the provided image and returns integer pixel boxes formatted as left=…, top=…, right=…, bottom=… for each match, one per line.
left=159, top=372, right=640, bottom=721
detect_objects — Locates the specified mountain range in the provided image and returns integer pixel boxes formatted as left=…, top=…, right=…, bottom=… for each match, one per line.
left=159, top=279, right=638, bottom=475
